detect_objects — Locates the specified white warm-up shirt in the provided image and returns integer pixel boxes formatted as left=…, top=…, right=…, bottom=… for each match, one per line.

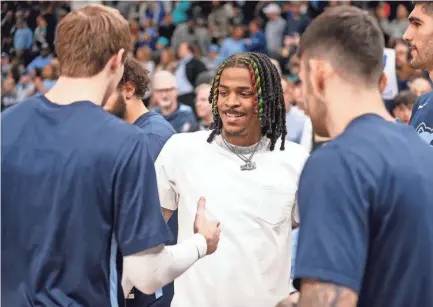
left=155, top=131, right=309, bottom=307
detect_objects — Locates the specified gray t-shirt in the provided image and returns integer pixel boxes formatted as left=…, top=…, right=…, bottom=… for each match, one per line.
left=265, top=17, right=286, bottom=54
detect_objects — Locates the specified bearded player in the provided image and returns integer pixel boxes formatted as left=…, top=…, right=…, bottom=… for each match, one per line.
left=279, top=6, right=433, bottom=307
left=103, top=57, right=178, bottom=307
left=155, top=52, right=309, bottom=307
left=404, top=1, right=433, bottom=146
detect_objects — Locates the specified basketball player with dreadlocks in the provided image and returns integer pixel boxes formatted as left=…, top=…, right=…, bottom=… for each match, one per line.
left=155, top=52, right=309, bottom=307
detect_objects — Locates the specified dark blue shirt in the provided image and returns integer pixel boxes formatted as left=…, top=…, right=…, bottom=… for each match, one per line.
left=134, top=112, right=175, bottom=161
left=1, top=96, right=172, bottom=307
left=295, top=114, right=433, bottom=307
left=410, top=91, right=433, bottom=147
left=155, top=104, right=197, bottom=133
left=126, top=111, right=177, bottom=307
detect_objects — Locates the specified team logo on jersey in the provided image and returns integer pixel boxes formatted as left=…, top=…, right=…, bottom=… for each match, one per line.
left=416, top=122, right=433, bottom=146
left=418, top=101, right=429, bottom=109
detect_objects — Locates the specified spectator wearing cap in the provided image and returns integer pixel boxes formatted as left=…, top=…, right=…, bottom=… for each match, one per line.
left=152, top=70, right=198, bottom=133
left=391, top=90, right=417, bottom=124
left=263, top=3, right=286, bottom=60
left=26, top=43, right=53, bottom=72
left=156, top=37, right=170, bottom=50
left=244, top=19, right=267, bottom=55
left=174, top=42, right=207, bottom=113
left=216, top=24, right=246, bottom=65
left=150, top=37, right=170, bottom=69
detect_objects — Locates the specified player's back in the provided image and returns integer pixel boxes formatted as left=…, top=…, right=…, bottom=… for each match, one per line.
left=1, top=96, right=144, bottom=306
left=335, top=114, right=433, bottom=306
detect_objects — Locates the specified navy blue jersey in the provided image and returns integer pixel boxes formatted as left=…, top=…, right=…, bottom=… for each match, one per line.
left=410, top=91, right=433, bottom=146
left=126, top=112, right=177, bottom=307
left=134, top=112, right=175, bottom=161
left=1, top=96, right=172, bottom=307
left=295, top=114, right=433, bottom=307
left=155, top=104, right=197, bottom=133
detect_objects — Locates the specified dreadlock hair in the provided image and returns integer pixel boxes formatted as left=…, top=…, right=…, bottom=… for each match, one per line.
left=207, top=52, right=287, bottom=151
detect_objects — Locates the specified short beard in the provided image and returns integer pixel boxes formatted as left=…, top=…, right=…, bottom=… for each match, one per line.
left=410, top=40, right=433, bottom=70
left=223, top=128, right=246, bottom=137
left=410, top=58, right=425, bottom=70
left=109, top=94, right=127, bottom=119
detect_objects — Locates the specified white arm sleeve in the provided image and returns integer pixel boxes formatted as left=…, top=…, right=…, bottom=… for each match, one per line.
left=122, top=233, right=207, bottom=296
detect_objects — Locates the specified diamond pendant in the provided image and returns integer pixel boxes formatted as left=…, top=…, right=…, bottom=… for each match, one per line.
left=240, top=161, right=256, bottom=171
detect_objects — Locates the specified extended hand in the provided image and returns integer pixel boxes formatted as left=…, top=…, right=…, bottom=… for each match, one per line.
left=193, top=197, right=221, bottom=255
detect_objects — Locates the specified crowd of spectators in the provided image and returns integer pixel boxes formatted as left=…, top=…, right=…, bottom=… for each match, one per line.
left=2, top=1, right=432, bottom=143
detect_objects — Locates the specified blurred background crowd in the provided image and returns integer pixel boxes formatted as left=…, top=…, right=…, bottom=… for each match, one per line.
left=2, top=1, right=432, bottom=146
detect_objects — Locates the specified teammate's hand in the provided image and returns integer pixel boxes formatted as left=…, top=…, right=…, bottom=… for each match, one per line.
left=193, top=197, right=220, bottom=255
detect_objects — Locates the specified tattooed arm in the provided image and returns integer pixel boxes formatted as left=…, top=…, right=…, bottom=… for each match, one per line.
left=298, top=279, right=358, bottom=307
left=162, top=208, right=174, bottom=222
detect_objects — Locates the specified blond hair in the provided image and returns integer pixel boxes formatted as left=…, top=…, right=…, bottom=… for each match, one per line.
left=55, top=4, right=132, bottom=77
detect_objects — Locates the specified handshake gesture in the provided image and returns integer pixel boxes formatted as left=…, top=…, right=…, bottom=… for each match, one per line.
left=193, top=197, right=221, bottom=255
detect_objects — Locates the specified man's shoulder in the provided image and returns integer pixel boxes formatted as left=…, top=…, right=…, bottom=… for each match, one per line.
left=177, top=103, right=195, bottom=115
left=274, top=139, right=310, bottom=170
left=415, top=91, right=433, bottom=107
left=138, top=112, right=176, bottom=140
left=410, top=91, right=433, bottom=135
left=168, top=130, right=210, bottom=144
left=2, top=96, right=43, bottom=119
left=140, top=112, right=173, bottom=129
left=163, top=130, right=209, bottom=150
left=157, top=130, right=210, bottom=162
